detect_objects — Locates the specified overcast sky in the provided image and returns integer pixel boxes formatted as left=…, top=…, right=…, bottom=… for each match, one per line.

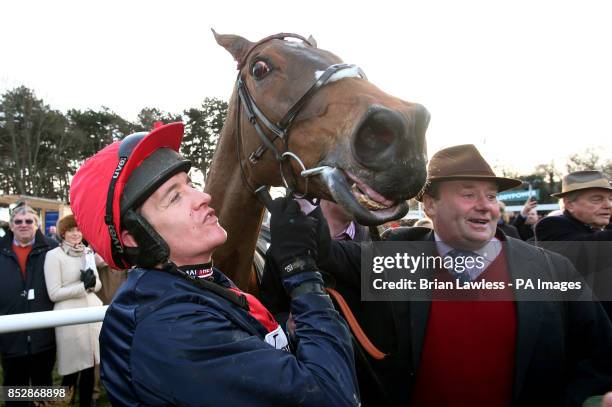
left=2, top=0, right=610, bottom=174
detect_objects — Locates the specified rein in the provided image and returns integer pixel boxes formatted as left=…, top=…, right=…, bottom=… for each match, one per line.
left=326, top=287, right=387, bottom=360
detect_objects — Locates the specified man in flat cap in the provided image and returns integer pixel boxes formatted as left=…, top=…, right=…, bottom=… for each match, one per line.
left=318, top=145, right=612, bottom=406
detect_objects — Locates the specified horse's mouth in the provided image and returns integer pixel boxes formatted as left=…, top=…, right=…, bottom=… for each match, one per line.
left=346, top=170, right=394, bottom=211
left=319, top=167, right=409, bottom=226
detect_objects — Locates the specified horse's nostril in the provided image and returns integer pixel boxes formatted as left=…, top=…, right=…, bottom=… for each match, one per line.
left=359, top=125, right=395, bottom=150
left=353, top=109, right=403, bottom=170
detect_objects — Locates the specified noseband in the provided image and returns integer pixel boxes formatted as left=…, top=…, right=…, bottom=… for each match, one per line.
left=234, top=33, right=366, bottom=196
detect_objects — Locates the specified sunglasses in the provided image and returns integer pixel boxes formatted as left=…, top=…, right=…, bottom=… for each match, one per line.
left=14, top=219, right=35, bottom=225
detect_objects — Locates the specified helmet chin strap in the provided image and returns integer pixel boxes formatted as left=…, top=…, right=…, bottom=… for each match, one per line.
left=121, top=209, right=170, bottom=269
left=121, top=210, right=249, bottom=310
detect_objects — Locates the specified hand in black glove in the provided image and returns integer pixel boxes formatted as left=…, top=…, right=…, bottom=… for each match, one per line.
left=80, top=268, right=96, bottom=290
left=268, top=197, right=319, bottom=279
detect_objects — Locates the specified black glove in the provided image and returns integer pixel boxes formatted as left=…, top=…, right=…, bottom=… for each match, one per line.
left=80, top=268, right=96, bottom=290
left=268, top=197, right=319, bottom=279
left=307, top=206, right=333, bottom=266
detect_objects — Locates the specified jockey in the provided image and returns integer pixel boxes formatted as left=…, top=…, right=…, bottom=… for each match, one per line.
left=69, top=122, right=359, bottom=406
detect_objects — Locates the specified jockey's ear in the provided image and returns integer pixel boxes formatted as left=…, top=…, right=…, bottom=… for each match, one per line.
left=307, top=35, right=318, bottom=48
left=212, top=29, right=254, bottom=65
left=121, top=229, right=138, bottom=248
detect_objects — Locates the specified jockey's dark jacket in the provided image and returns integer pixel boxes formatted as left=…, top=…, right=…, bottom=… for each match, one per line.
left=100, top=266, right=359, bottom=406
left=0, top=229, right=57, bottom=358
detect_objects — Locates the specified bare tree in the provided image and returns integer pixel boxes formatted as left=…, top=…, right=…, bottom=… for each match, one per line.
left=565, top=148, right=610, bottom=175
left=0, top=86, right=73, bottom=199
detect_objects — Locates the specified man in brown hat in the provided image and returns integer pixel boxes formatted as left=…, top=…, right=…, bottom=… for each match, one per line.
left=315, top=145, right=612, bottom=406
left=535, top=170, right=612, bottom=319
left=536, top=170, right=612, bottom=241
left=415, top=144, right=523, bottom=250
left=403, top=146, right=611, bottom=405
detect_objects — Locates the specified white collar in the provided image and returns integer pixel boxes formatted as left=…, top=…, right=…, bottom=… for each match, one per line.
left=13, top=237, right=35, bottom=248
left=434, top=232, right=502, bottom=263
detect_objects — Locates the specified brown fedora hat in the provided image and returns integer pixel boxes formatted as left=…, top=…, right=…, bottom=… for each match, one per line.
left=417, top=144, right=521, bottom=201
left=551, top=170, right=612, bottom=198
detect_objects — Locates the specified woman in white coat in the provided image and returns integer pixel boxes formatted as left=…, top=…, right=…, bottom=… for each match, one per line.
left=44, top=214, right=102, bottom=407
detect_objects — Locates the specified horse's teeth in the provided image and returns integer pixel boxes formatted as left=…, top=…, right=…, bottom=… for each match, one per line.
left=351, top=183, right=390, bottom=211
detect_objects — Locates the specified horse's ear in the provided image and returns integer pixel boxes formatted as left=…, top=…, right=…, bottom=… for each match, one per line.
left=212, top=28, right=254, bottom=65
left=307, top=35, right=318, bottom=48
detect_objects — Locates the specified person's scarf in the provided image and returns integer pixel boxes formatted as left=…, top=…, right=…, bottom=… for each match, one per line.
left=61, top=241, right=96, bottom=271
left=61, top=241, right=86, bottom=257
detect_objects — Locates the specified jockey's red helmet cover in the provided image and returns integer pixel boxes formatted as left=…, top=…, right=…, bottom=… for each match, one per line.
left=70, top=122, right=190, bottom=269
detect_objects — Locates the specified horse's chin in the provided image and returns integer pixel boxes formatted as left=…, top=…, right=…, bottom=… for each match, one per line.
left=319, top=167, right=409, bottom=226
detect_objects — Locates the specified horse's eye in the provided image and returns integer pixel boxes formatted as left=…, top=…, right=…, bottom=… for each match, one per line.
left=251, top=61, right=270, bottom=79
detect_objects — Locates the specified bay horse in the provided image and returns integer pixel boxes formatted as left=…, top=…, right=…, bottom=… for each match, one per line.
left=205, top=30, right=430, bottom=291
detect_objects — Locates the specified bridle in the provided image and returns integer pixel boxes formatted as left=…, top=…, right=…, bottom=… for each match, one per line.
left=232, top=34, right=390, bottom=368
left=233, top=33, right=367, bottom=197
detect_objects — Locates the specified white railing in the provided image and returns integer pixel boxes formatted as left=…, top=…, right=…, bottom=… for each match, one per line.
left=0, top=306, right=108, bottom=334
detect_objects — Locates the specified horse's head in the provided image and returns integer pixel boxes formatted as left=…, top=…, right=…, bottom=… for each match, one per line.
left=214, top=30, right=429, bottom=225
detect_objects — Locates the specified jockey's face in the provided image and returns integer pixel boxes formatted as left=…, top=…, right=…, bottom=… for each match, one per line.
left=424, top=180, right=500, bottom=251
left=139, top=171, right=227, bottom=266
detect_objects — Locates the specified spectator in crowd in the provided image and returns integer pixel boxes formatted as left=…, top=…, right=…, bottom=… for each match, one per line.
left=536, top=171, right=611, bottom=241
left=535, top=170, right=612, bottom=318
left=69, top=123, right=359, bottom=406
left=296, top=199, right=372, bottom=242
left=0, top=203, right=57, bottom=399
left=497, top=201, right=520, bottom=238
left=512, top=197, right=539, bottom=240
left=44, top=214, right=102, bottom=407
left=321, top=199, right=372, bottom=242
left=313, top=145, right=612, bottom=406
left=46, top=225, right=60, bottom=243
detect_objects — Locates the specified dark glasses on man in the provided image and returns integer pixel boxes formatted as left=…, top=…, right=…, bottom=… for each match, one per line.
left=13, top=219, right=34, bottom=225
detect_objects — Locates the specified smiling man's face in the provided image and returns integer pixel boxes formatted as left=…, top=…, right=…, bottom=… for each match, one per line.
left=424, top=180, right=500, bottom=250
